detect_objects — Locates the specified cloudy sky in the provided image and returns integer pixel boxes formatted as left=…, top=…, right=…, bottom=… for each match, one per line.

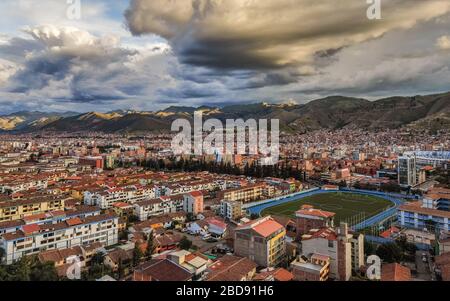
left=1, top=0, right=450, bottom=114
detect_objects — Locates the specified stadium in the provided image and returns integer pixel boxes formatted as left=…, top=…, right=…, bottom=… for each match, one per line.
left=246, top=188, right=409, bottom=230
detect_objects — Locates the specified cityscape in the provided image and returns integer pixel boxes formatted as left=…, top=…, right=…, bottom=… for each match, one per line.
left=0, top=0, right=450, bottom=287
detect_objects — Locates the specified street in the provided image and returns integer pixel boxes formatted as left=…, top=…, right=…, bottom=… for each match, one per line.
left=414, top=250, right=432, bottom=281
left=174, top=230, right=225, bottom=252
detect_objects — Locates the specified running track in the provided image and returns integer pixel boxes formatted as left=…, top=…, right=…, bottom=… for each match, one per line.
left=246, top=188, right=409, bottom=230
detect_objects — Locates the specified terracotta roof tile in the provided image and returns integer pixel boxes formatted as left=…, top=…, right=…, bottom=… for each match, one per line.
left=381, top=263, right=411, bottom=281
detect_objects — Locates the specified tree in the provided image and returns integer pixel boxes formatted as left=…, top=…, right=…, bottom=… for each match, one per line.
left=91, top=252, right=105, bottom=266
left=376, top=243, right=403, bottom=263
left=133, top=243, right=144, bottom=266
left=179, top=236, right=193, bottom=251
left=30, top=261, right=59, bottom=281
left=186, top=213, right=196, bottom=222
left=250, top=213, right=260, bottom=220
left=364, top=240, right=376, bottom=256
left=0, top=255, right=59, bottom=281
left=146, top=234, right=156, bottom=258
left=396, top=236, right=417, bottom=255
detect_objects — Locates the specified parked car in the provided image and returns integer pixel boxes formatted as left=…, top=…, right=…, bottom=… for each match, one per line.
left=205, top=237, right=218, bottom=243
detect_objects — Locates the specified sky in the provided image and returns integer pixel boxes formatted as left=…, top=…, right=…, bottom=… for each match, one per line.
left=0, top=0, right=450, bottom=114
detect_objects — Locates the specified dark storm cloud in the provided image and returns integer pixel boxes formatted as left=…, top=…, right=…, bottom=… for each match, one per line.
left=125, top=0, right=450, bottom=70
left=5, top=25, right=150, bottom=103
left=157, top=81, right=224, bottom=100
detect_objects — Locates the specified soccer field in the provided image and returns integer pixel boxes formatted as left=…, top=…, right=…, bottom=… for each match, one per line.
left=260, top=192, right=394, bottom=223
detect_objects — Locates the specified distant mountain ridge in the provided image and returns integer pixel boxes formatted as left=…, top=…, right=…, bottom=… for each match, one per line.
left=1, top=91, right=450, bottom=133
left=0, top=111, right=78, bottom=132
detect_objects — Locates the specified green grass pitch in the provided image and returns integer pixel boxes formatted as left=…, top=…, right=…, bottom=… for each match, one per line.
left=261, top=192, right=394, bottom=223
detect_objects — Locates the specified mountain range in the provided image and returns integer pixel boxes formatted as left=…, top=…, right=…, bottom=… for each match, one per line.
left=1, top=91, right=449, bottom=134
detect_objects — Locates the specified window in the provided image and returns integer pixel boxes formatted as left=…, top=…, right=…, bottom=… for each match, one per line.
left=328, top=240, right=334, bottom=248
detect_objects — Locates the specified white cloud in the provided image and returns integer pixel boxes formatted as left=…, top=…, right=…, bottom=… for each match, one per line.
left=437, top=35, right=450, bottom=50
left=0, top=58, right=18, bottom=86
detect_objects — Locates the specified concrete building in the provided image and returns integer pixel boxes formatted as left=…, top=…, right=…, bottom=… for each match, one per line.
left=220, top=200, right=243, bottom=221
left=300, top=223, right=364, bottom=281
left=217, top=183, right=265, bottom=204
left=398, top=154, right=417, bottom=187
left=0, top=196, right=67, bottom=222
left=291, top=253, right=330, bottom=281
left=398, top=188, right=450, bottom=232
left=183, top=191, right=204, bottom=215
left=84, top=185, right=156, bottom=209
left=234, top=216, right=286, bottom=267
left=0, top=214, right=119, bottom=264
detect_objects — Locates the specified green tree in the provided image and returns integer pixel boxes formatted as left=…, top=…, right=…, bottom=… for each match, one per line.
left=133, top=243, right=144, bottom=266
left=364, top=240, right=376, bottom=256
left=91, top=252, right=105, bottom=266
left=30, top=261, right=59, bottom=281
left=186, top=213, right=196, bottom=222
left=396, top=236, right=417, bottom=255
left=250, top=213, right=260, bottom=220
left=376, top=243, right=403, bottom=263
left=179, top=236, right=193, bottom=251
left=146, top=234, right=156, bottom=258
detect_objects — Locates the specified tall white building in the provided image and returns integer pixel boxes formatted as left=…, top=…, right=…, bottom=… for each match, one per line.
left=398, top=154, right=417, bottom=187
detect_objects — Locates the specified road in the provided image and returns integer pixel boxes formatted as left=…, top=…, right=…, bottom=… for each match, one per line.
left=174, top=230, right=224, bottom=252
left=414, top=250, right=432, bottom=281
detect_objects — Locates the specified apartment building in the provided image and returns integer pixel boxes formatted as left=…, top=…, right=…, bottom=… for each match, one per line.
left=0, top=205, right=100, bottom=235
left=220, top=200, right=243, bottom=221
left=0, top=214, right=119, bottom=264
left=217, top=183, right=265, bottom=204
left=0, top=195, right=67, bottom=222
left=234, top=216, right=286, bottom=267
left=133, top=194, right=185, bottom=221
left=300, top=223, right=364, bottom=281
left=291, top=253, right=330, bottom=281
left=183, top=191, right=204, bottom=215
left=84, top=185, right=156, bottom=209
left=398, top=203, right=450, bottom=232
left=398, top=154, right=417, bottom=187
left=162, top=180, right=219, bottom=196
left=0, top=178, right=48, bottom=194
left=397, top=187, right=450, bottom=232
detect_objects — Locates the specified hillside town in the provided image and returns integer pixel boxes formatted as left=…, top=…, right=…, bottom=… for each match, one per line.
left=0, top=128, right=448, bottom=282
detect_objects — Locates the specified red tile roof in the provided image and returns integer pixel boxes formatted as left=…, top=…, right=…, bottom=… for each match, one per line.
left=22, top=223, right=40, bottom=235
left=189, top=191, right=203, bottom=198
left=66, top=217, right=83, bottom=227
left=253, top=219, right=284, bottom=238
left=381, top=263, right=411, bottom=281
left=273, top=268, right=294, bottom=281
left=380, top=226, right=400, bottom=239
left=296, top=205, right=336, bottom=218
